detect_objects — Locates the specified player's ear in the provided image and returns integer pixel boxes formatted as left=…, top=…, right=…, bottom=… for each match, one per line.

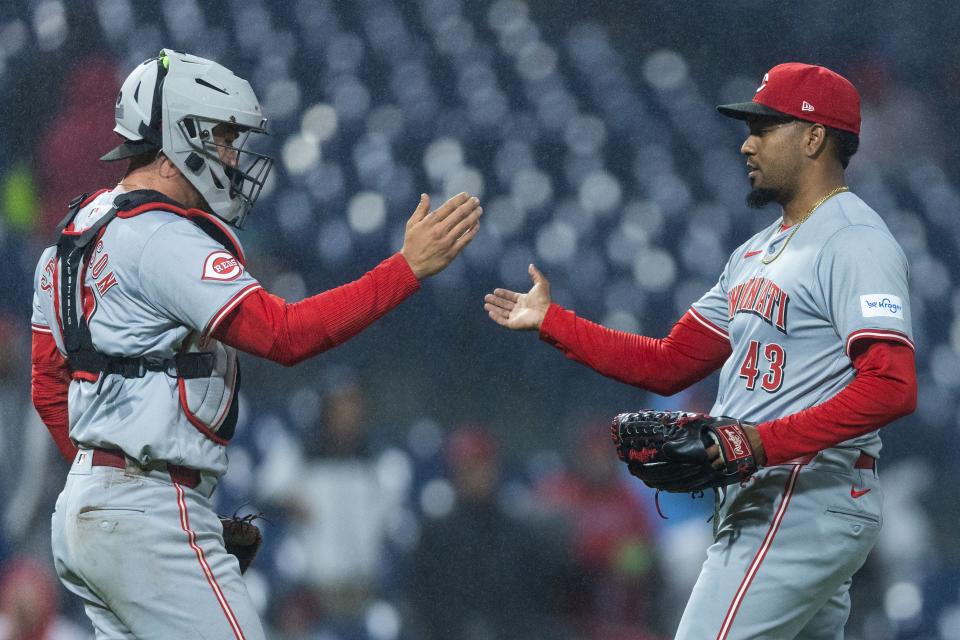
left=156, top=152, right=184, bottom=180
left=803, top=123, right=829, bottom=160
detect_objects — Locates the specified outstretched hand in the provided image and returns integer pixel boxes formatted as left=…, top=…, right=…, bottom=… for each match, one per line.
left=401, top=192, right=482, bottom=279
left=483, top=264, right=552, bottom=331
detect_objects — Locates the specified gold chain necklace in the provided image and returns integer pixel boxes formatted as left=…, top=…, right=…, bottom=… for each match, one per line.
left=761, top=186, right=849, bottom=265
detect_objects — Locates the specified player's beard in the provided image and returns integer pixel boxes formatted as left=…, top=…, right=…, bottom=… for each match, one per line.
left=746, top=188, right=780, bottom=208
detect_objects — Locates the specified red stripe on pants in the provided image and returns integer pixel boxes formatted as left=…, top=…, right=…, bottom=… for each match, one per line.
left=716, top=464, right=803, bottom=640
left=174, top=483, right=246, bottom=639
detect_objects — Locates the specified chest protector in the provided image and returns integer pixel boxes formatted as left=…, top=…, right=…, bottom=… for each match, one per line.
left=56, top=189, right=243, bottom=443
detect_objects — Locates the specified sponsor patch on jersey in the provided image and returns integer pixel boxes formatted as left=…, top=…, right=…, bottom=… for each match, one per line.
left=202, top=251, right=243, bottom=281
left=859, top=294, right=903, bottom=318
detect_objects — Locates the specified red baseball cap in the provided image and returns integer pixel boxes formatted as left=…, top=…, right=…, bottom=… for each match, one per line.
left=717, top=62, right=861, bottom=135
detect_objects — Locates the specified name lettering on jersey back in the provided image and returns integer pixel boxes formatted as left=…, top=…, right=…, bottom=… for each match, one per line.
left=39, top=257, right=56, bottom=296
left=95, top=272, right=119, bottom=296
left=88, top=241, right=119, bottom=298
left=727, top=276, right=790, bottom=333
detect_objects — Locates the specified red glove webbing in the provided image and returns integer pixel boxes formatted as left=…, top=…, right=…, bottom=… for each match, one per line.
left=538, top=304, right=732, bottom=396
left=212, top=252, right=420, bottom=365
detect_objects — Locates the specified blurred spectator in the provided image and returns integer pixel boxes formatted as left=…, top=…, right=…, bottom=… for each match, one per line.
left=2, top=164, right=39, bottom=234
left=0, top=316, right=62, bottom=559
left=851, top=55, right=946, bottom=175
left=0, top=557, right=89, bottom=640
left=408, top=426, right=567, bottom=640
left=259, top=380, right=396, bottom=638
left=268, top=587, right=325, bottom=640
left=36, top=56, right=120, bottom=235
left=536, top=420, right=666, bottom=640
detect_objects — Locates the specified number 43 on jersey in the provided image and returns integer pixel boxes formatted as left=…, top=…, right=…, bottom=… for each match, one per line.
left=738, top=340, right=785, bottom=392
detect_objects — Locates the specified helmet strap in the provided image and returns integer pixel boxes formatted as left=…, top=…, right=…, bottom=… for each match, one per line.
left=143, top=52, right=169, bottom=146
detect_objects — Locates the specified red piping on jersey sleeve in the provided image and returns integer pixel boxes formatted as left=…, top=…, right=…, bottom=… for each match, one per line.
left=31, top=328, right=76, bottom=462
left=845, top=328, right=913, bottom=355
left=757, top=339, right=917, bottom=465
left=205, top=283, right=262, bottom=337
left=538, top=304, right=732, bottom=396
left=212, top=253, right=421, bottom=366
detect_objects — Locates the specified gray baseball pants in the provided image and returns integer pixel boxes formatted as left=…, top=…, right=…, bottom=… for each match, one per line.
left=51, top=449, right=266, bottom=639
left=675, top=448, right=882, bottom=640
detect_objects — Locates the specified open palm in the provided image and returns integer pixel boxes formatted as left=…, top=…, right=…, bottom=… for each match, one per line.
left=483, top=264, right=552, bottom=331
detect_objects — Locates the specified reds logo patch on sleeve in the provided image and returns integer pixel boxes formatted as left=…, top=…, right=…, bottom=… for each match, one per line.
left=202, top=251, right=243, bottom=281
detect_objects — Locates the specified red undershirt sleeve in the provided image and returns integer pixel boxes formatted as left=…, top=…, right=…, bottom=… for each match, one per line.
left=31, top=329, right=76, bottom=462
left=212, top=252, right=421, bottom=366
left=538, top=303, right=732, bottom=395
left=756, top=339, right=917, bottom=465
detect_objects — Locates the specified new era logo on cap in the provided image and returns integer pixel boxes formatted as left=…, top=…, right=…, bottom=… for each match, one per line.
left=756, top=73, right=769, bottom=93
left=717, top=62, right=861, bottom=135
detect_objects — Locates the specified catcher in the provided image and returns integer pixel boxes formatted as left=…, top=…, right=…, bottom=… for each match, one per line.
left=31, top=50, right=480, bottom=638
left=485, top=63, right=916, bottom=639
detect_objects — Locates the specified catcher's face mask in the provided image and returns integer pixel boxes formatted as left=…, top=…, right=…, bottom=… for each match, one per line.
left=103, top=49, right=274, bottom=229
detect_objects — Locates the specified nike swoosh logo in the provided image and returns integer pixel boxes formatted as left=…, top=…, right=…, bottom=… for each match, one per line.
left=743, top=250, right=763, bottom=259
left=850, top=486, right=871, bottom=499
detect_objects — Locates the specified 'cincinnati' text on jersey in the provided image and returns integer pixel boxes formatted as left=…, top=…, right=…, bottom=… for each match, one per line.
left=727, top=276, right=790, bottom=333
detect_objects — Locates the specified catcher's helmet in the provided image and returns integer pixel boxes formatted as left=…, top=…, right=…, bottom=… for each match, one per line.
left=102, top=49, right=274, bottom=228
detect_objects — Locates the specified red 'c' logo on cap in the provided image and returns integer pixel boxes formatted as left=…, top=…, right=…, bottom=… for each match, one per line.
left=202, top=251, right=243, bottom=281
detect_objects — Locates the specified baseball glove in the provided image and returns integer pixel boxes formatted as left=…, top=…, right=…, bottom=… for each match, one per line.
left=611, top=411, right=759, bottom=493
left=220, top=514, right=263, bottom=574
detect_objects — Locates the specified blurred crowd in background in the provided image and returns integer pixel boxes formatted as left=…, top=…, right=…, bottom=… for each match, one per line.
left=0, top=1, right=958, bottom=639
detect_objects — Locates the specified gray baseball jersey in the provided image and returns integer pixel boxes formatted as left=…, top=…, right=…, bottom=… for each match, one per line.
left=690, top=190, right=912, bottom=458
left=32, top=188, right=262, bottom=476
left=675, top=191, right=912, bottom=639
